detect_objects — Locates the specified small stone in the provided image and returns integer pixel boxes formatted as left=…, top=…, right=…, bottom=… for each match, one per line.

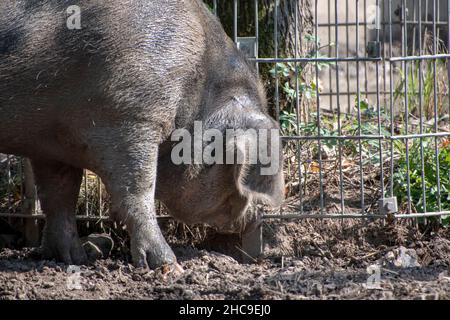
left=311, top=282, right=323, bottom=296
left=183, top=289, right=195, bottom=299
left=324, top=283, right=337, bottom=291
left=131, top=274, right=142, bottom=281
left=421, top=293, right=439, bottom=300
left=17, top=292, right=27, bottom=299
left=385, top=251, right=395, bottom=261
left=438, top=271, right=450, bottom=282
left=382, top=291, right=394, bottom=300
left=384, top=246, right=421, bottom=268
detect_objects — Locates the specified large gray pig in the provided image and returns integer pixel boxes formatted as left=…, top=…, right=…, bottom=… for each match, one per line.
left=0, top=0, right=284, bottom=269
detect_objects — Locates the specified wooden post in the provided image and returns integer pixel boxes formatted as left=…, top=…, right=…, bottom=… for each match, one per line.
left=22, top=159, right=40, bottom=247
left=241, top=211, right=263, bottom=263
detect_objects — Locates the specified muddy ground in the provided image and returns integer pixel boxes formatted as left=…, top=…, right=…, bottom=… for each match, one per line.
left=0, top=218, right=449, bottom=300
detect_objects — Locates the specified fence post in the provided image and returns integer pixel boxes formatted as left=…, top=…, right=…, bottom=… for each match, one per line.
left=241, top=211, right=263, bottom=263
left=22, top=159, right=40, bottom=247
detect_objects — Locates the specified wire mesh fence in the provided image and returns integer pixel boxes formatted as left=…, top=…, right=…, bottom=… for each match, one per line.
left=0, top=0, right=449, bottom=254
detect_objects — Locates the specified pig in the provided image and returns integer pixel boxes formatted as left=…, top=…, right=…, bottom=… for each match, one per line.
left=0, top=0, right=284, bottom=269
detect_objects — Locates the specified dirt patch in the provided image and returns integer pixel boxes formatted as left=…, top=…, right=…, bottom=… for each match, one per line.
left=0, top=219, right=449, bottom=300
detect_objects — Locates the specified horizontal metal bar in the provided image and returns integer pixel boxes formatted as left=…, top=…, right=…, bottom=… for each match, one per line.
left=263, top=211, right=450, bottom=220
left=319, top=91, right=449, bottom=97
left=251, top=57, right=382, bottom=63
left=388, top=54, right=450, bottom=62
left=263, top=213, right=388, bottom=219
left=2, top=211, right=448, bottom=222
left=281, top=135, right=384, bottom=141
left=391, top=132, right=450, bottom=140
left=0, top=213, right=172, bottom=222
left=393, top=212, right=450, bottom=218
left=319, top=91, right=397, bottom=96
left=282, top=132, right=450, bottom=141
left=318, top=21, right=449, bottom=27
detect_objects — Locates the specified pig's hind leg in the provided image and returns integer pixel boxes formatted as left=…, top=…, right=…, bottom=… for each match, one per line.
left=31, top=160, right=87, bottom=265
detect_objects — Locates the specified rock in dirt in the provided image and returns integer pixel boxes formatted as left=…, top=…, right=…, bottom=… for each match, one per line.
left=438, top=271, right=450, bottom=282
left=384, top=246, right=421, bottom=268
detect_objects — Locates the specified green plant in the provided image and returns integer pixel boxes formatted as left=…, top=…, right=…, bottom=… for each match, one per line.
left=270, top=35, right=334, bottom=137
left=393, top=137, right=450, bottom=224
left=269, top=62, right=318, bottom=103
left=393, top=55, right=449, bottom=121
left=0, top=159, right=23, bottom=214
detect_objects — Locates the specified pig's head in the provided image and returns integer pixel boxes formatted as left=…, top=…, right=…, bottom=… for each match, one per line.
left=155, top=26, right=284, bottom=233
left=156, top=93, right=284, bottom=234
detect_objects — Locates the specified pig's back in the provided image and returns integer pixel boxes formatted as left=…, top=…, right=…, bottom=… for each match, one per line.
left=0, top=0, right=214, bottom=158
left=0, top=1, right=208, bottom=122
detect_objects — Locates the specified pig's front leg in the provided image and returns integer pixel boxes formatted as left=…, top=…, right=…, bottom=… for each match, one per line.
left=95, top=138, right=178, bottom=270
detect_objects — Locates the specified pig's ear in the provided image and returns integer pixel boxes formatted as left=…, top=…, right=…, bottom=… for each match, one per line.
left=232, top=115, right=285, bottom=207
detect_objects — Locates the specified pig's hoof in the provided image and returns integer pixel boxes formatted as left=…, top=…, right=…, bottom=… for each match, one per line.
left=81, top=233, right=114, bottom=261
left=130, top=233, right=177, bottom=269
left=41, top=233, right=88, bottom=265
